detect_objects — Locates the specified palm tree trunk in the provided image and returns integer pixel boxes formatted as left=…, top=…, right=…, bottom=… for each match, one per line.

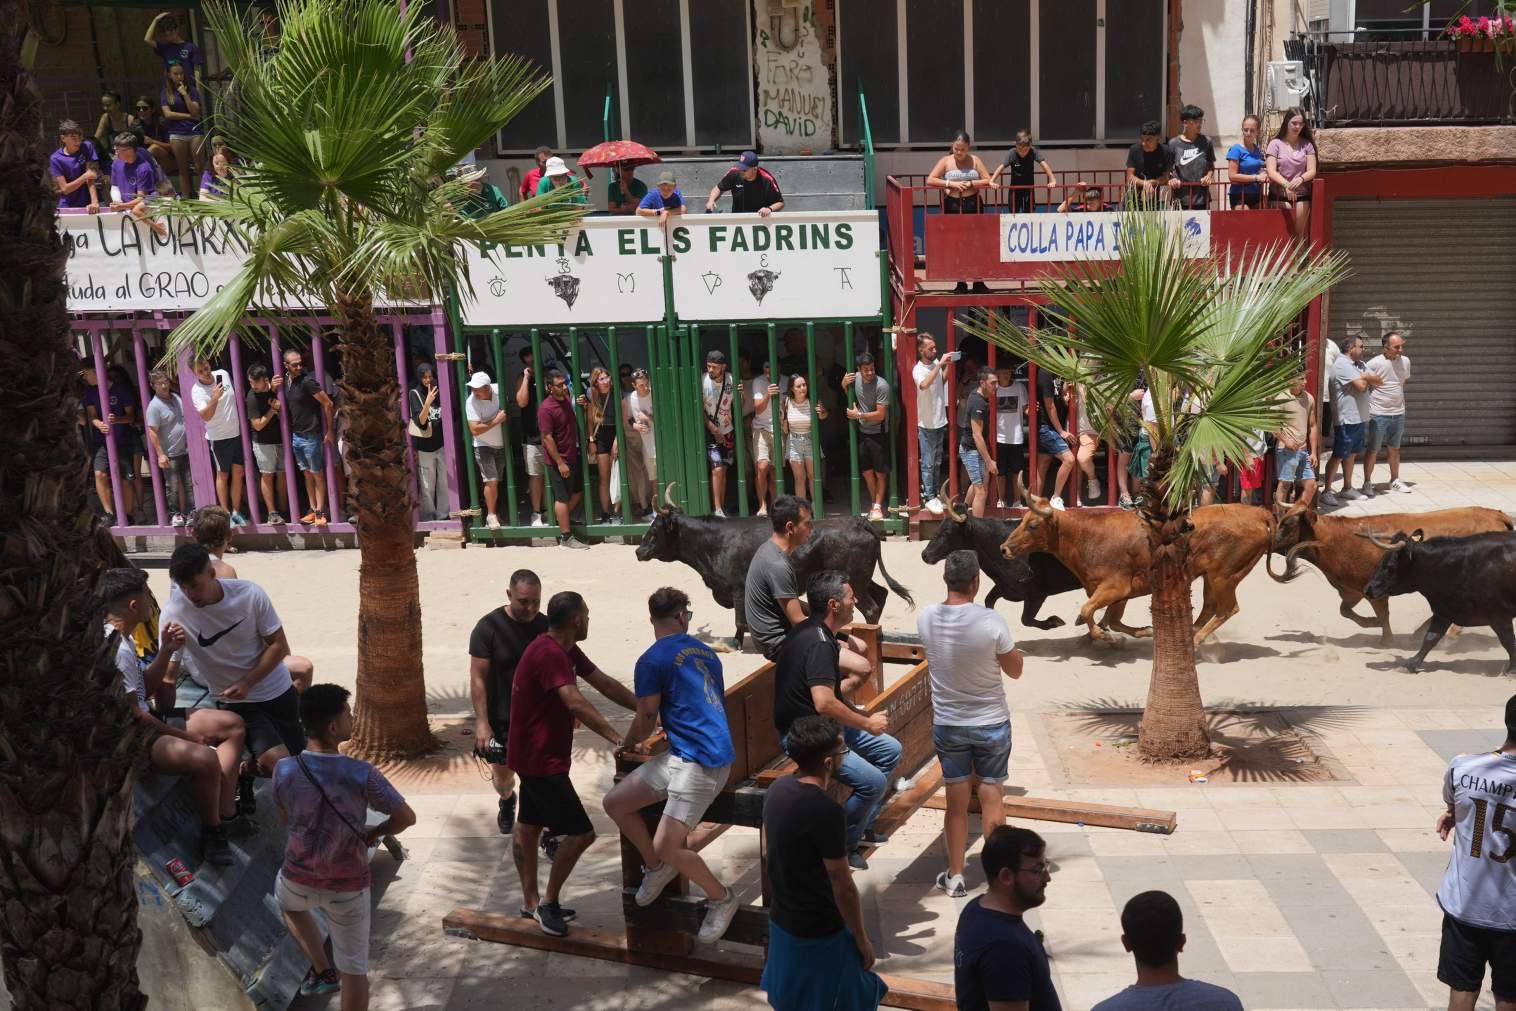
left=1136, top=449, right=1211, bottom=761
left=0, top=8, right=153, bottom=1006
left=334, top=292, right=434, bottom=759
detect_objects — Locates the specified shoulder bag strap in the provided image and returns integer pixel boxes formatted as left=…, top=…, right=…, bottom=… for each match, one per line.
left=295, top=754, right=370, bottom=844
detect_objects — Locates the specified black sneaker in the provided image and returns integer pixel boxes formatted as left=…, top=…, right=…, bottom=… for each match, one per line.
left=497, top=793, right=517, bottom=835
left=861, top=829, right=889, bottom=846
left=847, top=849, right=869, bottom=871
left=541, top=833, right=561, bottom=861
left=201, top=826, right=234, bottom=867
left=235, top=768, right=257, bottom=817
left=520, top=903, right=576, bottom=922
left=533, top=900, right=569, bottom=937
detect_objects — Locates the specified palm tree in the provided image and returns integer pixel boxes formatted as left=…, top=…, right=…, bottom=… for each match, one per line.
left=1, top=6, right=156, bottom=1005
left=165, top=0, right=586, bottom=758
left=960, top=208, right=1345, bottom=760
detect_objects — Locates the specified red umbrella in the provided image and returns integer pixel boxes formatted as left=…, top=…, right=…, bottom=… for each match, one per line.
left=577, top=140, right=662, bottom=169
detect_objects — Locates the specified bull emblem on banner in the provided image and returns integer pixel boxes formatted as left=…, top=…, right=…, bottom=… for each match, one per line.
left=746, top=268, right=780, bottom=305
left=546, top=257, right=580, bottom=309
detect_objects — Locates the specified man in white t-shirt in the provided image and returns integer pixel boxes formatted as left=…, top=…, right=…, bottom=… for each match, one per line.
left=993, top=364, right=1028, bottom=509
left=701, top=350, right=735, bottom=518
left=1362, top=331, right=1413, bottom=496
left=161, top=543, right=304, bottom=777
left=189, top=357, right=247, bottom=527
left=1433, top=694, right=1516, bottom=1011
left=917, top=550, right=1023, bottom=898
left=912, top=332, right=955, bottom=514
left=749, top=359, right=781, bottom=517
left=464, top=371, right=507, bottom=529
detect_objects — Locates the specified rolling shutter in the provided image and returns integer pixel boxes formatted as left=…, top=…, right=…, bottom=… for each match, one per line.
left=1328, top=196, right=1516, bottom=455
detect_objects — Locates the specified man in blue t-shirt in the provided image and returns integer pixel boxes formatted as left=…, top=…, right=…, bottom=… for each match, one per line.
left=602, top=587, right=740, bottom=944
left=1091, top=890, right=1242, bottom=1010
left=636, top=170, right=685, bottom=222
left=954, top=826, right=1062, bottom=1010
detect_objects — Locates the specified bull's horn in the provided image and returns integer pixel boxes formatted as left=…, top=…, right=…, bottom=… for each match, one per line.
left=1265, top=538, right=1322, bottom=583
left=663, top=482, right=678, bottom=509
left=941, top=483, right=966, bottom=523
left=1410, top=528, right=1425, bottom=542
left=1355, top=530, right=1404, bottom=551
left=1015, top=474, right=1053, bottom=517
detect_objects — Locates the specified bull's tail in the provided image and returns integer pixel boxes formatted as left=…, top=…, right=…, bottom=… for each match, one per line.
left=875, top=546, right=915, bottom=610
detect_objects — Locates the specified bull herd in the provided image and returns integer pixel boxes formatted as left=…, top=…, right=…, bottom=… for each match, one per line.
left=633, top=485, right=1516, bottom=678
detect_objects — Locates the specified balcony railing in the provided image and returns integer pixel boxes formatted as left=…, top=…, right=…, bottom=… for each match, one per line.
left=1287, top=32, right=1516, bottom=127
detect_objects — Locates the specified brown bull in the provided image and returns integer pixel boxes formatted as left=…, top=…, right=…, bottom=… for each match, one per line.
left=1001, top=478, right=1276, bottom=645
left=1267, top=502, right=1513, bottom=641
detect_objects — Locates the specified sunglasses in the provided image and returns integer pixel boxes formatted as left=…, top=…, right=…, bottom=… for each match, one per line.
left=631, top=369, right=648, bottom=379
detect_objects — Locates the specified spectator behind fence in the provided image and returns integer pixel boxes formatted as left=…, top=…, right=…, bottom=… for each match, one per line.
left=274, top=684, right=415, bottom=1007
left=1266, top=107, right=1317, bottom=240
left=603, top=586, right=741, bottom=943
left=52, top=120, right=100, bottom=211
left=954, top=826, right=1059, bottom=1011
left=245, top=364, right=288, bottom=526
left=1092, top=890, right=1243, bottom=1011
left=520, top=145, right=552, bottom=203
left=468, top=568, right=546, bottom=836
left=516, top=346, right=547, bottom=527
left=94, top=90, right=135, bottom=170
left=159, top=61, right=204, bottom=199
left=928, top=130, right=991, bottom=216
left=408, top=363, right=448, bottom=522
left=450, top=166, right=508, bottom=219
left=110, top=134, right=166, bottom=237
left=749, top=359, right=781, bottom=518
left=627, top=369, right=656, bottom=518
left=1116, top=377, right=1149, bottom=508
left=636, top=171, right=685, bottom=222
left=1034, top=366, right=1075, bottom=510
left=1433, top=693, right=1516, bottom=1011
left=606, top=161, right=647, bottom=214
left=1125, top=120, right=1174, bottom=202
left=132, top=96, right=176, bottom=179
left=992, top=128, right=1056, bottom=213
left=102, top=566, right=245, bottom=868
left=537, top=156, right=587, bottom=205
left=701, top=350, right=736, bottom=518
left=1069, top=380, right=1104, bottom=504
left=145, top=368, right=191, bottom=526
left=918, top=551, right=1023, bottom=898
left=584, top=367, right=620, bottom=525
left=1167, top=104, right=1215, bottom=210
left=145, top=12, right=204, bottom=83
left=912, top=332, right=954, bottom=515
left=1362, top=331, right=1413, bottom=497
left=960, top=367, right=997, bottom=518
left=1226, top=114, right=1266, bottom=209
left=200, top=148, right=234, bottom=201
left=760, top=714, right=886, bottom=1011
left=80, top=359, right=138, bottom=526
left=706, top=150, right=784, bottom=216
left=782, top=374, right=826, bottom=503
left=465, top=371, right=507, bottom=530
left=1057, top=182, right=1111, bottom=213
left=280, top=350, right=336, bottom=525
left=1274, top=373, right=1318, bottom=508
left=538, top=368, right=589, bottom=549
left=843, top=352, right=891, bottom=522
left=994, top=363, right=1029, bottom=509
left=1320, top=335, right=1381, bottom=507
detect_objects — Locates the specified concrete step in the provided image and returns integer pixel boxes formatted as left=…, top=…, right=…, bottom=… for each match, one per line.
left=618, top=154, right=868, bottom=212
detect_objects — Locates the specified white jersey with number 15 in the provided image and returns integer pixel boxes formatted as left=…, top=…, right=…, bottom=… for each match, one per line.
left=1437, top=750, right=1516, bottom=930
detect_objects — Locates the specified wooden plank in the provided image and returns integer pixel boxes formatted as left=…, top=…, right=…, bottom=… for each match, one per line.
left=920, top=793, right=1178, bottom=835
left=844, top=623, right=884, bottom=703
left=864, top=761, right=945, bottom=848
left=622, top=890, right=771, bottom=948
left=686, top=821, right=730, bottom=854
left=441, top=908, right=958, bottom=1011
left=882, top=640, right=926, bottom=664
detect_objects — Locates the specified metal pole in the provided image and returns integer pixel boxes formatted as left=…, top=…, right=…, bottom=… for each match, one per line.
left=729, top=323, right=747, bottom=517
left=843, top=321, right=861, bottom=518
left=607, top=326, right=633, bottom=524
left=805, top=321, right=823, bottom=517
left=878, top=255, right=900, bottom=514
left=88, top=327, right=128, bottom=525
left=573, top=327, right=595, bottom=531
left=130, top=324, right=168, bottom=526
left=431, top=306, right=463, bottom=525
left=391, top=320, right=423, bottom=524
left=269, top=325, right=303, bottom=523
left=1027, top=306, right=1041, bottom=498
left=452, top=323, right=480, bottom=527
left=310, top=332, right=343, bottom=522
left=226, top=336, right=262, bottom=526
left=488, top=327, right=519, bottom=528
left=946, top=310, right=959, bottom=503
left=767, top=322, right=784, bottom=496
left=686, top=326, right=712, bottom=515
left=531, top=328, right=555, bottom=522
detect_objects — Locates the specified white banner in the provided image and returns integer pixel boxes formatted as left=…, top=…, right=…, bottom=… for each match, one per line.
left=999, top=210, right=1212, bottom=262
left=62, top=212, right=251, bottom=313
left=670, top=211, right=880, bottom=321
left=459, top=218, right=667, bottom=326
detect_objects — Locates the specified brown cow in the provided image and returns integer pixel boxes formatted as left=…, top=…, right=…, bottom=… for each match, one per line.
left=1001, top=479, right=1276, bottom=645
left=1267, top=502, right=1513, bottom=641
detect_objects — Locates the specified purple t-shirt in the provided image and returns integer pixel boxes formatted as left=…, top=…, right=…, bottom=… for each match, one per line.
left=154, top=40, right=203, bottom=79
left=81, top=382, right=138, bottom=448
left=50, top=141, right=99, bottom=208
left=272, top=752, right=405, bottom=892
left=112, top=156, right=157, bottom=200
left=161, top=85, right=202, bottom=136
left=1266, top=138, right=1315, bottom=188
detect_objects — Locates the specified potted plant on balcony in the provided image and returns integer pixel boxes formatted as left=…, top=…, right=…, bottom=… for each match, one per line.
left=1447, top=13, right=1516, bottom=53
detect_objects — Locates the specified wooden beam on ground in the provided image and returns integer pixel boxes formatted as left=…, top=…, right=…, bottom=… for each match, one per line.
left=441, top=908, right=958, bottom=1010
left=921, top=793, right=1177, bottom=834
left=622, top=891, right=771, bottom=948
left=686, top=821, right=730, bottom=854
left=863, top=761, right=944, bottom=854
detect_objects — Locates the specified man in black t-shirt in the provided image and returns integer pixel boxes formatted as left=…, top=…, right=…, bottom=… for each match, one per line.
left=993, top=129, right=1057, bottom=213
left=1125, top=120, right=1173, bottom=203
left=279, top=350, right=335, bottom=525
left=245, top=364, right=287, bottom=525
left=954, top=826, right=1061, bottom=1011
left=759, top=715, right=886, bottom=1011
left=1167, top=104, right=1216, bottom=210
left=959, top=367, right=997, bottom=517
left=705, top=151, right=784, bottom=216
left=468, top=569, right=548, bottom=834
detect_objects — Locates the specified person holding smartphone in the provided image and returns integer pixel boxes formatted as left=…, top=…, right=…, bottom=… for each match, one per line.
left=912, top=332, right=956, bottom=515
left=190, top=357, right=247, bottom=526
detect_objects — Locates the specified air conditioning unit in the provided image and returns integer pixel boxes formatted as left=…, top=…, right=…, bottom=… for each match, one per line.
left=1267, top=60, right=1309, bottom=111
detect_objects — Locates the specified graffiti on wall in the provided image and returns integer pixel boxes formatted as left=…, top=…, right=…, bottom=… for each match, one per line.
left=755, top=1, right=834, bottom=154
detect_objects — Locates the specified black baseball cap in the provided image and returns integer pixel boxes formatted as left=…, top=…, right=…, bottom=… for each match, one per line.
left=706, top=350, right=727, bottom=364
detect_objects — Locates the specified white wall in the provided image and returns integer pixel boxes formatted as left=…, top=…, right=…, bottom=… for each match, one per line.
left=1180, top=0, right=1251, bottom=150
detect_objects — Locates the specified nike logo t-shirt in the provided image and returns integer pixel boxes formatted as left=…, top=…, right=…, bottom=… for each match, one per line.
left=162, top=578, right=293, bottom=703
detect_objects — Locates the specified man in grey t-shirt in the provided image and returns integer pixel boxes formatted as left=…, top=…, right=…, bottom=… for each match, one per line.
left=145, top=368, right=192, bottom=525
left=843, top=353, right=892, bottom=522
left=1320, top=335, right=1381, bottom=507
left=744, top=496, right=813, bottom=659
left=1092, top=890, right=1242, bottom=1011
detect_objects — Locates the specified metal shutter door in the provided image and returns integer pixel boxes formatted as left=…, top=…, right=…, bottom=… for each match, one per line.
left=1329, top=196, right=1516, bottom=456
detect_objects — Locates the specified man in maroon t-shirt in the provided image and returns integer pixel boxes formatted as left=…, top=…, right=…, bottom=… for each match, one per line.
left=536, top=368, right=586, bottom=548
left=508, top=590, right=636, bottom=936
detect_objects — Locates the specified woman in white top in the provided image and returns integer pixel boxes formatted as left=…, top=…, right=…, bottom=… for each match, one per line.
left=626, top=369, right=656, bottom=514
left=781, top=374, right=828, bottom=503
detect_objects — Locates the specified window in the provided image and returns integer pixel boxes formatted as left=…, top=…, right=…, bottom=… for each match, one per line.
left=559, top=0, right=617, bottom=150
left=1039, top=0, right=1096, bottom=141
left=690, top=0, right=753, bottom=148
left=906, top=0, right=964, bottom=143
left=971, top=0, right=1031, bottom=146
left=838, top=0, right=901, bottom=145
left=623, top=0, right=686, bottom=148
left=1104, top=0, right=1165, bottom=140
left=490, top=0, right=556, bottom=153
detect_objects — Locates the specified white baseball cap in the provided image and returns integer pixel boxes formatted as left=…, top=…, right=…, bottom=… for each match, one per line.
left=467, top=371, right=492, bottom=389
left=544, top=156, right=570, bottom=177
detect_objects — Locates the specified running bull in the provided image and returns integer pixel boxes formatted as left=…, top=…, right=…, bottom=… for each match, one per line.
left=1363, top=529, right=1516, bottom=676
left=636, top=485, right=913, bottom=646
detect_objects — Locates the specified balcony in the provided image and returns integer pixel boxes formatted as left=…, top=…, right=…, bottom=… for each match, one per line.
left=1287, top=33, right=1516, bottom=127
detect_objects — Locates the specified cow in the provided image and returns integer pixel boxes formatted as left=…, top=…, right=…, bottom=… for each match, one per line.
left=919, top=488, right=1083, bottom=630
left=1000, top=476, right=1275, bottom=645
left=635, top=485, right=913, bottom=646
left=1362, top=529, right=1516, bottom=676
left=1266, top=502, right=1512, bottom=642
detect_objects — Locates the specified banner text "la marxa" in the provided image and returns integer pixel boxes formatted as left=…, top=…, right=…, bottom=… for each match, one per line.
left=63, top=215, right=250, bottom=260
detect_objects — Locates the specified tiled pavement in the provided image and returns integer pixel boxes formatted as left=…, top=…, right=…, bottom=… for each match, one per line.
left=1325, top=460, right=1516, bottom=519
left=313, top=705, right=1509, bottom=1011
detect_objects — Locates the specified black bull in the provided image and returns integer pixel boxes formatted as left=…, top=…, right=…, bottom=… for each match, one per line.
left=919, top=510, right=1084, bottom=629
left=635, top=510, right=913, bottom=644
left=1364, top=529, right=1516, bottom=676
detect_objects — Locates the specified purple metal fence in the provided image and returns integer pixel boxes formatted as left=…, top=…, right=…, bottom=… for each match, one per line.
left=74, top=309, right=462, bottom=538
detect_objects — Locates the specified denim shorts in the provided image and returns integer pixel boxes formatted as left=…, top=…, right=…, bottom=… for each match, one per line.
left=1276, top=446, right=1315, bottom=483
left=960, top=446, right=986, bottom=486
left=291, top=432, right=325, bottom=473
left=933, top=720, right=1012, bottom=784
left=1037, top=424, right=1070, bottom=456
left=1367, top=413, right=1405, bottom=452
left=1332, top=421, right=1366, bottom=459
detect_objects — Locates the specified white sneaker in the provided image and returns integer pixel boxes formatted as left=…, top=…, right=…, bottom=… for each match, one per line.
left=635, top=862, right=680, bottom=907
left=1049, top=496, right=1066, bottom=511
left=925, top=497, right=945, bottom=516
left=713, top=508, right=727, bottom=519
left=485, top=513, right=501, bottom=530
left=757, top=507, right=768, bottom=518
left=1319, top=490, right=1340, bottom=507
left=995, top=499, right=1007, bottom=509
left=1391, top=479, right=1412, bottom=493
left=1360, top=483, right=1377, bottom=498
left=169, top=513, right=185, bottom=527
left=530, top=513, right=545, bottom=527
left=696, top=888, right=741, bottom=943
left=868, top=505, right=885, bottom=521
left=1340, top=488, right=1361, bottom=501
left=1087, top=479, right=1102, bottom=500
left=934, top=871, right=967, bottom=898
